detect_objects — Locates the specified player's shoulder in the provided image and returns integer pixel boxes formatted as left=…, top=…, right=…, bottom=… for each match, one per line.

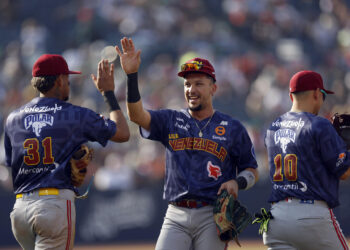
left=214, top=111, right=246, bottom=130
left=5, top=98, right=40, bottom=125
left=5, top=109, right=19, bottom=126
left=68, top=102, right=91, bottom=112
left=62, top=100, right=103, bottom=117
left=169, top=108, right=195, bottom=122
left=214, top=110, right=241, bottom=124
left=311, top=114, right=330, bottom=123
left=310, top=114, right=333, bottom=131
left=150, top=108, right=190, bottom=119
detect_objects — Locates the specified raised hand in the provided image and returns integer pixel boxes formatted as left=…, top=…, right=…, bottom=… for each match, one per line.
left=115, top=37, right=141, bottom=74
left=91, top=59, right=115, bottom=93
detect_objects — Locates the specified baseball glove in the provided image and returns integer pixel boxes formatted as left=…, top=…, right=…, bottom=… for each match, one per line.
left=213, top=190, right=252, bottom=246
left=69, top=145, right=93, bottom=187
left=331, top=113, right=350, bottom=149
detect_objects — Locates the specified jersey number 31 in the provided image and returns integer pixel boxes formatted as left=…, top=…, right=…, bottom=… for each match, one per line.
left=23, top=137, right=54, bottom=165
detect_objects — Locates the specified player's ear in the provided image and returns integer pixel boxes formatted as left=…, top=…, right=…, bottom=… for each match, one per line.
left=210, top=81, right=217, bottom=96
left=54, top=75, right=61, bottom=87
left=289, top=93, right=293, bottom=102
left=313, top=89, right=319, bottom=101
left=55, top=75, right=64, bottom=88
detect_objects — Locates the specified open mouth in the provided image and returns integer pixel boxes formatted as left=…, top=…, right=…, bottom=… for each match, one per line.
left=188, top=96, right=199, bottom=104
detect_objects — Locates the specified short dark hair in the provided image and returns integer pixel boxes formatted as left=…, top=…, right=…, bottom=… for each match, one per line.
left=31, top=75, right=59, bottom=93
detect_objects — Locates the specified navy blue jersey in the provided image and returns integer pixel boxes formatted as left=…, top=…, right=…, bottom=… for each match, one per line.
left=265, top=112, right=350, bottom=208
left=4, top=97, right=116, bottom=194
left=140, top=109, right=258, bottom=203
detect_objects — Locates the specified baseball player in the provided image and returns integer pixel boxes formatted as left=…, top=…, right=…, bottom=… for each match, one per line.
left=115, top=37, right=259, bottom=250
left=4, top=54, right=130, bottom=250
left=263, top=70, right=350, bottom=249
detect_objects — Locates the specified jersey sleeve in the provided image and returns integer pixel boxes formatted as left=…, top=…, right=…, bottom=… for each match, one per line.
left=4, top=126, right=12, bottom=167
left=140, top=109, right=170, bottom=144
left=82, top=108, right=117, bottom=147
left=234, top=123, right=258, bottom=172
left=314, top=118, right=350, bottom=178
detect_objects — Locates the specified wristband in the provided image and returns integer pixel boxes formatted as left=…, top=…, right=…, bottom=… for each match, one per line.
left=103, top=91, right=120, bottom=111
left=236, top=170, right=256, bottom=190
left=236, top=176, right=247, bottom=190
left=127, top=72, right=141, bottom=103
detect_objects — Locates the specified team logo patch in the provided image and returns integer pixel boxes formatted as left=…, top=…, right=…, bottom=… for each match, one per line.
left=24, top=114, right=54, bottom=136
left=207, top=161, right=222, bottom=180
left=299, top=181, right=308, bottom=192
left=272, top=118, right=305, bottom=129
left=336, top=152, right=346, bottom=167
left=100, top=114, right=109, bottom=126
left=220, top=121, right=228, bottom=126
left=273, top=181, right=308, bottom=192
left=20, top=104, right=62, bottom=113
left=215, top=126, right=226, bottom=136
left=169, top=133, right=179, bottom=139
left=274, top=129, right=296, bottom=153
left=175, top=122, right=190, bottom=131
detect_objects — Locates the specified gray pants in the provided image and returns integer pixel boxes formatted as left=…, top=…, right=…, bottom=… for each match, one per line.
left=10, top=189, right=76, bottom=250
left=263, top=198, right=349, bottom=250
left=155, top=204, right=227, bottom=250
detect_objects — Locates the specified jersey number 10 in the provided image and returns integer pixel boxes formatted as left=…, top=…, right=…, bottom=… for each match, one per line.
left=23, top=137, right=54, bottom=165
left=273, top=154, right=297, bottom=181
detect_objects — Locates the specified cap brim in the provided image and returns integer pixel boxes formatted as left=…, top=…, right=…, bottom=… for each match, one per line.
left=324, top=89, right=334, bottom=94
left=178, top=71, right=191, bottom=77
left=68, top=70, right=82, bottom=74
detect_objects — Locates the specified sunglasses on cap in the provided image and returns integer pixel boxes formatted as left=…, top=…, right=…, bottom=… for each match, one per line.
left=320, top=89, right=327, bottom=101
left=180, top=61, right=203, bottom=71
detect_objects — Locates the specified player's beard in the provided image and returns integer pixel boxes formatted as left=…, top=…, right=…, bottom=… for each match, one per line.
left=189, top=104, right=202, bottom=111
left=63, top=96, right=69, bottom=101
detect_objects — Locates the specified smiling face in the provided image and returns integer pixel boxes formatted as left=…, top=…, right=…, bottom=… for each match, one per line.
left=183, top=73, right=217, bottom=112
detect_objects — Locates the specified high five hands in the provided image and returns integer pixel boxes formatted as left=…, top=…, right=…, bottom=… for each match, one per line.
left=115, top=37, right=141, bottom=75
left=91, top=60, right=115, bottom=93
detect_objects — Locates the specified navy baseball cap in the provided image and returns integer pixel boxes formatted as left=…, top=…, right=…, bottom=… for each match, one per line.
left=289, top=70, right=334, bottom=94
left=178, top=57, right=216, bottom=82
left=32, top=54, right=81, bottom=77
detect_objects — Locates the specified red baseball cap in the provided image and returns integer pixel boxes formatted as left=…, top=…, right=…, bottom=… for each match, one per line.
left=32, top=54, right=81, bottom=77
left=178, top=57, right=216, bottom=82
left=289, top=70, right=334, bottom=94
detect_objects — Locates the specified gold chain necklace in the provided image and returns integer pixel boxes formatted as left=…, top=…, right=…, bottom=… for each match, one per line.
left=193, top=112, right=215, bottom=137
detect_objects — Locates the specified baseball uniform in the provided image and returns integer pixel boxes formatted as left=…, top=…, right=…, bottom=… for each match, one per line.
left=264, top=111, right=350, bottom=250
left=141, top=108, right=258, bottom=250
left=5, top=97, right=116, bottom=250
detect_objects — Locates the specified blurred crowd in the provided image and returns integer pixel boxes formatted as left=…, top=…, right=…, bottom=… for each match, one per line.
left=1, top=0, right=350, bottom=192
